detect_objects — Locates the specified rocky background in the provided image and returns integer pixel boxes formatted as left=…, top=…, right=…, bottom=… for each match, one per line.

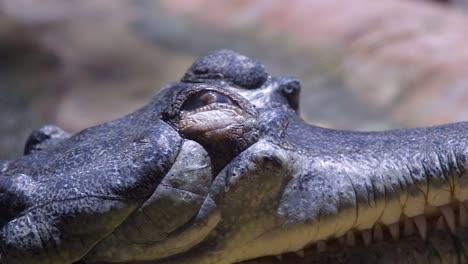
left=1, top=0, right=468, bottom=159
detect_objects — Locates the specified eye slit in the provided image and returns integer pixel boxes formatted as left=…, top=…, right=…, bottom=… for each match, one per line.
left=181, top=90, right=237, bottom=112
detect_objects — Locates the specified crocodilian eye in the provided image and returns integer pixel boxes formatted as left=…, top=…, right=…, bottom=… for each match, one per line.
left=181, top=90, right=236, bottom=112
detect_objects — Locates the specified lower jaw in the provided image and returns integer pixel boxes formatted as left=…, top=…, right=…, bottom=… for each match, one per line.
left=240, top=227, right=468, bottom=263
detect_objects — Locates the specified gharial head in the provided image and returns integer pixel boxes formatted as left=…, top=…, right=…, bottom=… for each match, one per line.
left=4, top=49, right=466, bottom=264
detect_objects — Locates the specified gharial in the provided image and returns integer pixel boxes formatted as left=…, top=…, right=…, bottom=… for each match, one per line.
left=0, top=50, right=467, bottom=264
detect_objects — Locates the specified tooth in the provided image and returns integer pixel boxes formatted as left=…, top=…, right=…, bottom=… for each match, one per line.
left=404, top=217, right=415, bottom=236
left=317, top=241, right=327, bottom=252
left=295, top=250, right=305, bottom=258
left=387, top=223, right=400, bottom=241
left=459, top=203, right=468, bottom=227
left=440, top=205, right=456, bottom=233
left=373, top=224, right=384, bottom=242
left=435, top=216, right=446, bottom=231
left=361, top=229, right=372, bottom=246
left=345, top=230, right=356, bottom=246
left=413, top=215, right=427, bottom=241
left=275, top=255, right=283, bottom=261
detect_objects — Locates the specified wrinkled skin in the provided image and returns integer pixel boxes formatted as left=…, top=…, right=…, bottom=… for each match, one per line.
left=1, top=50, right=468, bottom=264
left=0, top=72, right=260, bottom=264
left=0, top=84, right=196, bottom=264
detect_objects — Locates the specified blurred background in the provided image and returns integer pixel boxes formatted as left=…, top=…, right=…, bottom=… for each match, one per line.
left=1, top=0, right=468, bottom=159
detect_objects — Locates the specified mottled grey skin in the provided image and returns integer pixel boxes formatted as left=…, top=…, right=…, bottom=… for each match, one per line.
left=0, top=84, right=185, bottom=264
left=82, top=83, right=260, bottom=263
left=0, top=76, right=260, bottom=264
left=1, top=50, right=468, bottom=264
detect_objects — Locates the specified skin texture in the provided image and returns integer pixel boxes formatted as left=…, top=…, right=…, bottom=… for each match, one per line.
left=0, top=75, right=260, bottom=264
left=1, top=50, right=467, bottom=264
left=0, top=84, right=187, bottom=264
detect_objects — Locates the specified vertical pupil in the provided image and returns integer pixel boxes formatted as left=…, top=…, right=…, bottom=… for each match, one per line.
left=200, top=92, right=218, bottom=105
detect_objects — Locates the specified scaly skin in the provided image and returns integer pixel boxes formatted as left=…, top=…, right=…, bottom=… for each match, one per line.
left=0, top=84, right=188, bottom=264
left=1, top=50, right=467, bottom=264
left=0, top=78, right=260, bottom=264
